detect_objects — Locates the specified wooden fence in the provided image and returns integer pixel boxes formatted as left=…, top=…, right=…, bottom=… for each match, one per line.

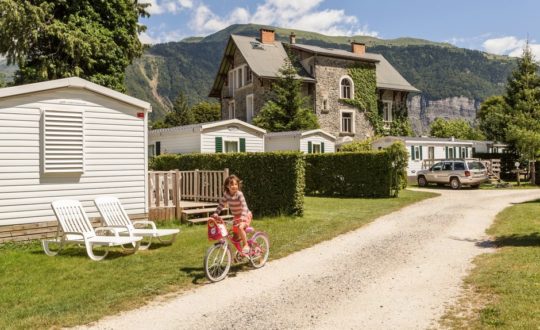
left=148, top=169, right=229, bottom=221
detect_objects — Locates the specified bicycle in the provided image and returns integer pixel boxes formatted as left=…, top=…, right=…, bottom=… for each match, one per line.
left=204, top=216, right=270, bottom=282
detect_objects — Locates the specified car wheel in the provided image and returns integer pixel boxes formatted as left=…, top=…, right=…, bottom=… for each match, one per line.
left=417, top=176, right=428, bottom=187
left=450, top=177, right=461, bottom=190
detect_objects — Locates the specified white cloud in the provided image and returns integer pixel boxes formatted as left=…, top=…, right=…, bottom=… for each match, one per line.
left=139, top=29, right=188, bottom=44
left=483, top=36, right=540, bottom=60
left=190, top=0, right=378, bottom=37
left=140, top=0, right=192, bottom=15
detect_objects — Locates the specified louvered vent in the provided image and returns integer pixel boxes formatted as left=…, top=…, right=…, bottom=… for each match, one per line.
left=42, top=109, right=84, bottom=173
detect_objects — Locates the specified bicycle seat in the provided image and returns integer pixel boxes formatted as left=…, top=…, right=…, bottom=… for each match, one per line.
left=246, top=227, right=254, bottom=233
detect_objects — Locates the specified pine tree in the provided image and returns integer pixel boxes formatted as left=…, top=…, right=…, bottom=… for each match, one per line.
left=163, top=92, right=194, bottom=127
left=253, top=59, right=318, bottom=132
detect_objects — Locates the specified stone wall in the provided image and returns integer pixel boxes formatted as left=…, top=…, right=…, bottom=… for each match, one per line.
left=314, top=56, right=374, bottom=143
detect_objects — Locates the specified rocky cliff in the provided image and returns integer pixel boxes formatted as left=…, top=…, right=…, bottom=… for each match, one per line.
left=408, top=95, right=481, bottom=135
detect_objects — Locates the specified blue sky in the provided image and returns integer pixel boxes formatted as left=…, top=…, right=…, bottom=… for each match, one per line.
left=139, top=0, right=540, bottom=58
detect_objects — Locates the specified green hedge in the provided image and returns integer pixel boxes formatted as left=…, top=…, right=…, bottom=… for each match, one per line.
left=305, top=151, right=396, bottom=198
left=151, top=152, right=305, bottom=217
left=473, top=152, right=520, bottom=180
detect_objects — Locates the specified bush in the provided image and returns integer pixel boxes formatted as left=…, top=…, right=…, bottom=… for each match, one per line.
left=151, top=152, right=305, bottom=217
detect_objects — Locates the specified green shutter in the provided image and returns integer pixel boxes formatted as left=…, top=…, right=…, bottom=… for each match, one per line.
left=419, top=146, right=423, bottom=160
left=215, top=137, right=223, bottom=153
left=410, top=145, right=415, bottom=160
left=321, top=142, right=325, bottom=153
left=445, top=146, right=448, bottom=159
left=453, top=147, right=457, bottom=158
left=239, top=138, right=246, bottom=152
left=308, top=141, right=312, bottom=154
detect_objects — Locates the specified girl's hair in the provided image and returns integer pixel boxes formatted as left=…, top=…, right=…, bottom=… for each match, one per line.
left=223, top=175, right=242, bottom=194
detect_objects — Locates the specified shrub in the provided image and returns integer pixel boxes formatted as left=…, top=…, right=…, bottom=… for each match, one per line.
left=151, top=152, right=305, bottom=217
left=338, top=139, right=373, bottom=152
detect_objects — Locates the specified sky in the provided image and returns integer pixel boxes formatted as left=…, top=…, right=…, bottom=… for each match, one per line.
left=139, top=0, right=540, bottom=59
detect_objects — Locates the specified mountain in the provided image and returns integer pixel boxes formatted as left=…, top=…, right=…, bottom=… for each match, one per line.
left=0, top=24, right=517, bottom=133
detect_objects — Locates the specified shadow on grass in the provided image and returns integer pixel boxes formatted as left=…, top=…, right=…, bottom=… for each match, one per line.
left=488, top=233, right=540, bottom=248
left=30, top=246, right=138, bottom=260
left=178, top=266, right=206, bottom=284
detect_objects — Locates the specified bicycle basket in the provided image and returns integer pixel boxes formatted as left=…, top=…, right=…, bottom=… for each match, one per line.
left=207, top=218, right=228, bottom=240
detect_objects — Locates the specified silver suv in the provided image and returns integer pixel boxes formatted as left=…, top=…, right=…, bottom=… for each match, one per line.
left=417, top=159, right=489, bottom=189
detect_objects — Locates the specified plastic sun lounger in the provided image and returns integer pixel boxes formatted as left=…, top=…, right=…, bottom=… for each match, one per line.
left=94, top=196, right=180, bottom=250
left=42, top=199, right=142, bottom=261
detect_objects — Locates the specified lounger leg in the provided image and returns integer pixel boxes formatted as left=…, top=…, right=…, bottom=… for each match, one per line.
left=85, top=242, right=109, bottom=261
left=139, top=237, right=152, bottom=250
left=42, top=239, right=64, bottom=256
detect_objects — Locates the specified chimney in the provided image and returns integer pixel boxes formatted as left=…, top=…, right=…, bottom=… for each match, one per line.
left=351, top=41, right=366, bottom=55
left=260, top=28, right=275, bottom=44
left=289, top=32, right=296, bottom=44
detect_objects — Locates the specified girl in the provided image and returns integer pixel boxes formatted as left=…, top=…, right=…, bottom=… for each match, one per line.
left=212, top=175, right=252, bottom=254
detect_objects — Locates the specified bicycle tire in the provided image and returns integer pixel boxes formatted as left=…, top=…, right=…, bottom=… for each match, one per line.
left=204, top=243, right=231, bottom=282
left=249, top=232, right=270, bottom=269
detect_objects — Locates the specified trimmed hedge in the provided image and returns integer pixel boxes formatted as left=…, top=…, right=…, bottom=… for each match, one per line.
left=151, top=152, right=305, bottom=217
left=474, top=152, right=520, bottom=180
left=305, top=151, right=395, bottom=198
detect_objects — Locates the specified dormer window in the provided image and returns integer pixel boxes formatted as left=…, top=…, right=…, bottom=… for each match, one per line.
left=340, top=76, right=354, bottom=99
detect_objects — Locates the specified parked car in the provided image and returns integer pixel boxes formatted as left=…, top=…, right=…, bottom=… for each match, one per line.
left=417, top=159, right=489, bottom=189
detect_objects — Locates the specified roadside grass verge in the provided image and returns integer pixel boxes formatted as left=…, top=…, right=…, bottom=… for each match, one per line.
left=0, top=190, right=436, bottom=329
left=440, top=198, right=540, bottom=329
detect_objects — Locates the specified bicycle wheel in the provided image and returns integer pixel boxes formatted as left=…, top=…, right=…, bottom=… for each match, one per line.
left=204, top=243, right=231, bottom=282
left=249, top=233, right=270, bottom=269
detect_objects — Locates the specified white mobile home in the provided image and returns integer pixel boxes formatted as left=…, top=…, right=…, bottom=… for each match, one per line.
left=372, top=136, right=474, bottom=178
left=0, top=78, right=151, bottom=237
left=149, top=119, right=266, bottom=155
left=265, top=129, right=336, bottom=153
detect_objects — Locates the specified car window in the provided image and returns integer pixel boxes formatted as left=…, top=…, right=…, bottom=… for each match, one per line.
left=431, top=162, right=442, bottom=171
left=467, top=161, right=485, bottom=170
left=453, top=162, right=466, bottom=170
left=442, top=162, right=453, bottom=171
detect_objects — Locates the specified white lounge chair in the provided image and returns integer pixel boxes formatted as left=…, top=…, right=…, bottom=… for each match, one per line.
left=43, top=199, right=142, bottom=261
left=94, top=196, right=180, bottom=250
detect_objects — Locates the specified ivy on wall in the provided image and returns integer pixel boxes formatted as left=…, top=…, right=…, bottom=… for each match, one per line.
left=340, top=63, right=412, bottom=136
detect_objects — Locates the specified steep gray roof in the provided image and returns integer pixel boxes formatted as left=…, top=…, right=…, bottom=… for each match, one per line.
left=290, top=43, right=419, bottom=93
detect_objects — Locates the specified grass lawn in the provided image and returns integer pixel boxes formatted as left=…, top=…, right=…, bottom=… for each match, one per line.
left=0, top=190, right=436, bottom=329
left=441, top=198, right=540, bottom=329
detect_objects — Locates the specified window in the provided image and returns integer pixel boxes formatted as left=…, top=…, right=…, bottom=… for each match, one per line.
left=246, top=94, right=254, bottom=123
left=236, top=68, right=243, bottom=88
left=225, top=140, right=238, bottom=153
left=428, top=146, right=435, bottom=159
left=307, top=141, right=325, bottom=154
left=148, top=145, right=155, bottom=158
left=382, top=101, right=393, bottom=122
left=446, top=146, right=455, bottom=159
left=245, top=66, right=253, bottom=84
left=442, top=162, right=453, bottom=171
left=228, top=101, right=235, bottom=119
left=340, top=77, right=352, bottom=99
left=155, top=141, right=161, bottom=156
left=312, top=144, right=321, bottom=153
left=42, top=109, right=84, bottom=173
left=340, top=111, right=354, bottom=133
left=454, top=162, right=466, bottom=170
left=460, top=147, right=467, bottom=158
left=411, top=145, right=423, bottom=160
left=431, top=162, right=443, bottom=171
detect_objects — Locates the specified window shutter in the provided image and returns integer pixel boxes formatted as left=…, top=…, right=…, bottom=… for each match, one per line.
left=156, top=141, right=161, bottom=156
left=215, top=137, right=223, bottom=153
left=445, top=146, right=448, bottom=159
left=42, top=109, right=84, bottom=173
left=321, top=142, right=325, bottom=153
left=239, top=138, right=246, bottom=152
left=419, top=146, right=423, bottom=160
left=410, top=145, right=415, bottom=160
left=308, top=141, right=312, bottom=154
left=453, top=147, right=457, bottom=158
left=466, top=147, right=469, bottom=158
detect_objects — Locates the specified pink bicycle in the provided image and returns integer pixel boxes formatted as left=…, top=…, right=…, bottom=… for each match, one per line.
left=204, top=217, right=270, bottom=282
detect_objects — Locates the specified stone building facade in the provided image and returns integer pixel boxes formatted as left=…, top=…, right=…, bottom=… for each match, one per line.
left=209, top=28, right=419, bottom=146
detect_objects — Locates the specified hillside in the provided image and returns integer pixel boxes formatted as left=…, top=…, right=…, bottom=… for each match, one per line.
left=0, top=24, right=517, bottom=132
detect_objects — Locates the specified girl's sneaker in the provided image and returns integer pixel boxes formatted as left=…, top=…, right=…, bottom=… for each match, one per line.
left=242, top=246, right=250, bottom=254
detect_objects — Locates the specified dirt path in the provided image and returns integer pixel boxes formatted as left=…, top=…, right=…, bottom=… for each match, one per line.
left=79, top=189, right=540, bottom=330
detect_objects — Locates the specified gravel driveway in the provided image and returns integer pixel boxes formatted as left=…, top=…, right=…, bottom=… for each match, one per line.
left=80, top=188, right=540, bottom=330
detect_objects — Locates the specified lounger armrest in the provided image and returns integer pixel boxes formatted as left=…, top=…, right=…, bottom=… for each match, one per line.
left=132, top=220, right=157, bottom=230
left=95, top=227, right=122, bottom=237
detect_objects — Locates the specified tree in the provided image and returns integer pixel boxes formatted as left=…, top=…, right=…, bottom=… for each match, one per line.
left=0, top=0, right=149, bottom=92
left=253, top=59, right=318, bottom=132
left=477, top=95, right=509, bottom=141
left=503, top=43, right=540, bottom=184
left=191, top=101, right=221, bottom=123
left=162, top=92, right=194, bottom=127
left=429, top=118, right=485, bottom=140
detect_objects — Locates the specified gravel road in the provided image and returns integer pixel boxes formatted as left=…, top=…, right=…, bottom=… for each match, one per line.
left=79, top=188, right=540, bottom=330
